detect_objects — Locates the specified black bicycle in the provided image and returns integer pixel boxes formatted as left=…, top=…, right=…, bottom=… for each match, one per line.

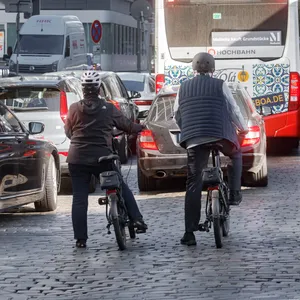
left=198, top=143, right=230, bottom=248
left=97, top=154, right=136, bottom=250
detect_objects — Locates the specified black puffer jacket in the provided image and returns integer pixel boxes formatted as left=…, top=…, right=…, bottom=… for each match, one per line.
left=64, top=95, right=143, bottom=165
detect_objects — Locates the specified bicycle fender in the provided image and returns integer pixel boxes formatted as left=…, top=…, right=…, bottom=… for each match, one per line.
left=108, top=193, right=119, bottom=218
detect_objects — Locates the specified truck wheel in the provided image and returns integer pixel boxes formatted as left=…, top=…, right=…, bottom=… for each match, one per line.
left=35, top=155, right=58, bottom=212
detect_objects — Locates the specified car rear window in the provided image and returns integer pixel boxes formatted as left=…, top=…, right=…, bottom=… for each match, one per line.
left=149, top=90, right=248, bottom=122
left=232, top=90, right=249, bottom=118
left=121, top=80, right=145, bottom=92
left=148, top=95, right=176, bottom=122
left=0, top=87, right=60, bottom=112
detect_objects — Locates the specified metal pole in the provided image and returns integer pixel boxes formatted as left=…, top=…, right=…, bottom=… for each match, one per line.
left=16, top=1, right=20, bottom=76
left=147, top=22, right=152, bottom=74
left=32, top=0, right=40, bottom=15
left=137, top=14, right=141, bottom=73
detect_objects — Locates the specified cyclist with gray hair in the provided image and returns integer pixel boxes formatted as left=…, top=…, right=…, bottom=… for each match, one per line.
left=173, top=52, right=249, bottom=246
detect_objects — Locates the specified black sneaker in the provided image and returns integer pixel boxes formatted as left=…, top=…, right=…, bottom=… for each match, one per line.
left=180, top=232, right=197, bottom=246
left=229, top=190, right=242, bottom=205
left=76, top=239, right=86, bottom=248
left=134, top=219, right=148, bottom=233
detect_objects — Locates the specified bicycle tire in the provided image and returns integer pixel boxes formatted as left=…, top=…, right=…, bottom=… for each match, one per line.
left=212, top=190, right=223, bottom=249
left=128, top=222, right=136, bottom=239
left=221, top=185, right=230, bottom=237
left=109, top=194, right=127, bottom=250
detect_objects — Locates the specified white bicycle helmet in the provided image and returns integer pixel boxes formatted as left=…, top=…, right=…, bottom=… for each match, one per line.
left=81, top=71, right=101, bottom=88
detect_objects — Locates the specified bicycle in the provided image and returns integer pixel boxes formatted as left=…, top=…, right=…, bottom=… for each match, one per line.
left=198, top=143, right=230, bottom=248
left=97, top=153, right=137, bottom=250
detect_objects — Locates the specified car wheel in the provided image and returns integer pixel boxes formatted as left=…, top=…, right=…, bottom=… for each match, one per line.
left=119, top=135, right=129, bottom=164
left=138, top=166, right=157, bottom=191
left=89, top=175, right=97, bottom=193
left=35, top=155, right=58, bottom=212
left=247, top=155, right=268, bottom=187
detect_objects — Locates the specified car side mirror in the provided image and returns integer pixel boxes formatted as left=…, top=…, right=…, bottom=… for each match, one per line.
left=129, top=91, right=141, bottom=99
left=28, top=121, right=45, bottom=134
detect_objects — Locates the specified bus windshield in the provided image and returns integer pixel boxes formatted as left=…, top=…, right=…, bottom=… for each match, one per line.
left=164, top=0, right=288, bottom=62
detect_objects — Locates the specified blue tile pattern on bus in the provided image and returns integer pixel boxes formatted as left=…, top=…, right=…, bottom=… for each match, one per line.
left=253, top=64, right=289, bottom=114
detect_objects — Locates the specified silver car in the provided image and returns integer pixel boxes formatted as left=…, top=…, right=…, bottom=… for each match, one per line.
left=0, top=75, right=97, bottom=193
left=117, top=72, right=156, bottom=119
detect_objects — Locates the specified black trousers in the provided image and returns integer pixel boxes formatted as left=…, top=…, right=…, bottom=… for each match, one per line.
left=185, top=140, right=242, bottom=232
left=69, top=163, right=143, bottom=240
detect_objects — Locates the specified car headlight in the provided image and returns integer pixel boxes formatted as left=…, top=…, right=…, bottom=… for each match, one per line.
left=52, top=61, right=58, bottom=71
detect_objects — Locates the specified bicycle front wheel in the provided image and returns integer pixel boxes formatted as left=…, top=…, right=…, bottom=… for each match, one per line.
left=211, top=190, right=223, bottom=249
left=109, top=193, right=126, bottom=250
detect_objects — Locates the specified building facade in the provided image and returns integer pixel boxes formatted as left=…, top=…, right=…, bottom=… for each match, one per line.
left=0, top=0, right=153, bottom=71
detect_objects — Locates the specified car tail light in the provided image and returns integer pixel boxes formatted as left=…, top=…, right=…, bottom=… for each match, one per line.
left=155, top=74, right=165, bottom=94
left=289, top=72, right=300, bottom=111
left=58, top=151, right=68, bottom=156
left=110, top=100, right=120, bottom=110
left=134, top=100, right=152, bottom=106
left=138, top=129, right=158, bottom=150
left=240, top=126, right=260, bottom=147
left=60, top=91, right=68, bottom=123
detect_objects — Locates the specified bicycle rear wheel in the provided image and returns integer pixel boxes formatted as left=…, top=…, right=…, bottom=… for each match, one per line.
left=221, top=184, right=230, bottom=237
left=128, top=222, right=136, bottom=239
left=109, top=194, right=126, bottom=250
left=211, top=190, right=223, bottom=249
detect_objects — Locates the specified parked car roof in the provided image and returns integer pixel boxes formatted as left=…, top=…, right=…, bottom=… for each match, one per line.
left=0, top=75, right=75, bottom=87
left=43, top=71, right=116, bottom=79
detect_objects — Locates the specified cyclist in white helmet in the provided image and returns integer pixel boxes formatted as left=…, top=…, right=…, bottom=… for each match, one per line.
left=64, top=71, right=147, bottom=248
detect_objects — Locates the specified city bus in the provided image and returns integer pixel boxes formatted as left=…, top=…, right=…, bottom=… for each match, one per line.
left=155, top=0, right=300, bottom=151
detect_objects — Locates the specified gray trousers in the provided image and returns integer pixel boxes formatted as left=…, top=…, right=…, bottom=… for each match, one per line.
left=185, top=139, right=242, bottom=232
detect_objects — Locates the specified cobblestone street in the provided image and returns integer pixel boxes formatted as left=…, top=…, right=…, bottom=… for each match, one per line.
left=1, top=152, right=300, bottom=300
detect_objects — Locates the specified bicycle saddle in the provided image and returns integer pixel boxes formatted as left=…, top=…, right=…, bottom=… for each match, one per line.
left=98, top=154, right=119, bottom=163
left=203, top=143, right=223, bottom=151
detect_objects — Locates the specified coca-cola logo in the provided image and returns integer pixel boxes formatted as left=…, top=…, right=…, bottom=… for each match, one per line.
left=213, top=69, right=238, bottom=83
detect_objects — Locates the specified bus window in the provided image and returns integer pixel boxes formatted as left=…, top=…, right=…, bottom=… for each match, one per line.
left=165, top=0, right=288, bottom=62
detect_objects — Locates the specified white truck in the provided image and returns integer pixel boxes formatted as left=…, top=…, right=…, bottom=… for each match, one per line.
left=9, top=15, right=88, bottom=74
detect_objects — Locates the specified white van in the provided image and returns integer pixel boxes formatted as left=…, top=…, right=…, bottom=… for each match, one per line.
left=9, top=15, right=88, bottom=74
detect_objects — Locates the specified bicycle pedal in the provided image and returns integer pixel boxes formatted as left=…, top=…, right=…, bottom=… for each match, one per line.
left=98, top=197, right=107, bottom=205
left=198, top=223, right=209, bottom=232
left=136, top=229, right=146, bottom=234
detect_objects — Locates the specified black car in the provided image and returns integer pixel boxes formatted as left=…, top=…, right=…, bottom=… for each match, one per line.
left=45, top=71, right=139, bottom=163
left=137, top=83, right=268, bottom=191
left=0, top=100, right=60, bottom=212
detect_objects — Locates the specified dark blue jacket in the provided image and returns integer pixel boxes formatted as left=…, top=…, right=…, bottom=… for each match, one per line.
left=175, top=75, right=239, bottom=149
